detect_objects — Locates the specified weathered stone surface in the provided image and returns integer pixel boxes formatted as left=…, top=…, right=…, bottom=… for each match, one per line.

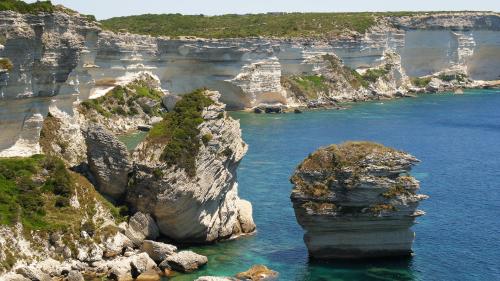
left=235, top=265, right=279, bottom=281
left=1, top=10, right=500, bottom=154
left=39, top=106, right=87, bottom=166
left=140, top=240, right=177, bottom=263
left=15, top=266, right=51, bottom=281
left=76, top=242, right=104, bottom=262
left=162, top=94, right=181, bottom=112
left=129, top=91, right=254, bottom=243
left=107, top=253, right=157, bottom=281
left=236, top=199, right=256, bottom=234
left=103, top=232, right=134, bottom=258
left=290, top=141, right=427, bottom=259
left=164, top=251, right=208, bottom=273
left=66, top=270, right=85, bottom=281
left=124, top=212, right=160, bottom=245
left=1, top=273, right=31, bottom=281
left=83, top=123, right=131, bottom=199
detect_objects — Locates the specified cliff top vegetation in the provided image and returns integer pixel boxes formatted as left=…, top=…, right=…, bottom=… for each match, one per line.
left=101, top=13, right=380, bottom=38
left=99, top=11, right=483, bottom=38
left=80, top=78, right=165, bottom=119
left=146, top=89, right=215, bottom=177
left=0, top=155, right=124, bottom=232
left=0, top=0, right=54, bottom=14
left=0, top=0, right=96, bottom=21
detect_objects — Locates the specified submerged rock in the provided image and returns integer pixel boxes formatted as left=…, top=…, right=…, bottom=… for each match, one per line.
left=195, top=265, right=278, bottom=281
left=290, top=141, right=427, bottom=259
left=235, top=265, right=279, bottom=281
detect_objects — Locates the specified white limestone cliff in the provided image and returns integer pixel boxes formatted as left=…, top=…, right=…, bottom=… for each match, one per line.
left=1, top=11, right=500, bottom=151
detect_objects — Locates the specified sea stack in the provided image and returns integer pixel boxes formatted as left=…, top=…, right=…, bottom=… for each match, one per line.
left=290, top=141, right=427, bottom=259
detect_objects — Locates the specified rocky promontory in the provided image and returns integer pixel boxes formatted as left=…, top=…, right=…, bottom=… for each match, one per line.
left=290, top=142, right=427, bottom=259
left=0, top=73, right=255, bottom=278
left=129, top=89, right=255, bottom=243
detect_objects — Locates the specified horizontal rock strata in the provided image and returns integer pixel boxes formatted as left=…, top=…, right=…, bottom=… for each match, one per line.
left=1, top=11, right=500, bottom=151
left=290, top=141, right=427, bottom=259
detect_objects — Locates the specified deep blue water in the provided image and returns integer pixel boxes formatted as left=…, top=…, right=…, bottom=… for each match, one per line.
left=171, top=89, right=500, bottom=281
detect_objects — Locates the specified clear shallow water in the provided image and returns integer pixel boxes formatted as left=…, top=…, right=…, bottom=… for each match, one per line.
left=118, top=131, right=148, bottom=152
left=168, top=90, right=500, bottom=281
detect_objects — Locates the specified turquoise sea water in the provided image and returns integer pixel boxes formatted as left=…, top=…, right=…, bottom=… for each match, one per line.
left=168, top=90, right=500, bottom=281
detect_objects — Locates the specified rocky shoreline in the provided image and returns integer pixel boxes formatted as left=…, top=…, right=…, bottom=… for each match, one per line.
left=0, top=75, right=256, bottom=280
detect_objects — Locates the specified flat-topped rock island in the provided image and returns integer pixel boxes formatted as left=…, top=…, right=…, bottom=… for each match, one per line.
left=290, top=141, right=428, bottom=259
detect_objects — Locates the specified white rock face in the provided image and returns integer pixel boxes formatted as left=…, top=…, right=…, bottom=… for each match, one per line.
left=228, top=58, right=288, bottom=107
left=39, top=106, right=87, bottom=166
left=1, top=11, right=499, bottom=152
left=129, top=91, right=253, bottom=243
left=0, top=113, right=43, bottom=157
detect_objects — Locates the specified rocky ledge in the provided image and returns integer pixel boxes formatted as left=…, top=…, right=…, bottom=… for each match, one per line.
left=290, top=141, right=428, bottom=259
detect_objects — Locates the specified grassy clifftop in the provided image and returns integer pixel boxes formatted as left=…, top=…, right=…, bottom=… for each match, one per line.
left=0, top=0, right=54, bottom=14
left=0, top=155, right=124, bottom=231
left=0, top=0, right=96, bottom=21
left=101, top=13, right=382, bottom=38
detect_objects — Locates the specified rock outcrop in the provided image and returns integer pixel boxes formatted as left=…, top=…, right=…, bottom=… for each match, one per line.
left=162, top=251, right=208, bottom=273
left=123, top=212, right=160, bottom=246
left=290, top=141, right=427, bottom=259
left=83, top=123, right=131, bottom=200
left=128, top=90, right=255, bottom=243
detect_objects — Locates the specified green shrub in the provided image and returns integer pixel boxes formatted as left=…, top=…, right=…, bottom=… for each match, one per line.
left=81, top=221, right=95, bottom=236
left=0, top=58, right=13, bottom=71
left=202, top=133, right=213, bottom=145
left=147, top=89, right=214, bottom=177
left=0, top=0, right=55, bottom=14
left=55, top=196, right=70, bottom=208
left=81, top=80, right=164, bottom=119
left=411, top=77, right=431, bottom=87
left=101, top=12, right=379, bottom=38
left=362, top=68, right=390, bottom=83
left=81, top=99, right=111, bottom=118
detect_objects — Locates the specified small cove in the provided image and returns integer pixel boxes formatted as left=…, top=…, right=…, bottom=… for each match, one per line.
left=121, top=90, right=500, bottom=281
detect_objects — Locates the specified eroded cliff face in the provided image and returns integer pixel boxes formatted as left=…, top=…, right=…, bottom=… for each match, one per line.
left=129, top=90, right=255, bottom=243
left=1, top=11, right=499, bottom=152
left=290, top=142, right=427, bottom=259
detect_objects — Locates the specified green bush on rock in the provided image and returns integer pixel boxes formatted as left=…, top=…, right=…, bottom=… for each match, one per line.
left=0, top=58, right=13, bottom=71
left=411, top=77, right=432, bottom=87
left=146, top=89, right=214, bottom=177
left=0, top=155, right=125, bottom=232
left=0, top=0, right=54, bottom=14
left=80, top=79, right=165, bottom=119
